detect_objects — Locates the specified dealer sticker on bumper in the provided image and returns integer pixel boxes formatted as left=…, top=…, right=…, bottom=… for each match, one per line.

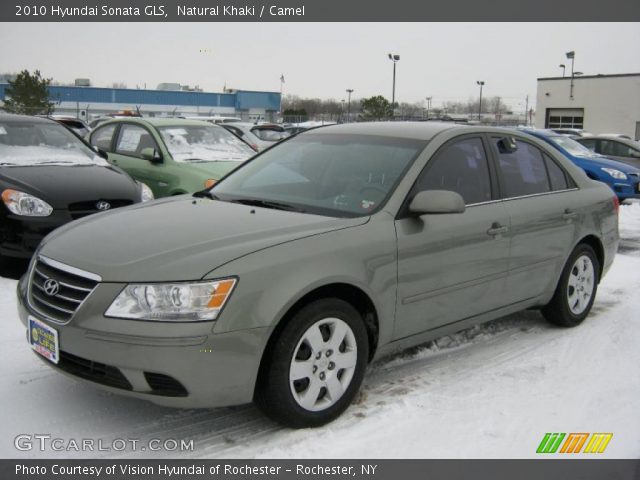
left=28, top=316, right=59, bottom=364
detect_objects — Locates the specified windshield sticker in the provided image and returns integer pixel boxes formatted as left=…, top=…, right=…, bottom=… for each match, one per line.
left=0, top=126, right=7, bottom=135
left=361, top=200, right=376, bottom=210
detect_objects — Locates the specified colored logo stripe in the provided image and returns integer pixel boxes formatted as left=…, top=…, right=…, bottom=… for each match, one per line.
left=583, top=433, right=613, bottom=453
left=536, top=433, right=613, bottom=454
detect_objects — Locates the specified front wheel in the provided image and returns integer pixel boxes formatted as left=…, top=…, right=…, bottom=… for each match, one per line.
left=542, top=244, right=600, bottom=327
left=255, top=298, right=369, bottom=428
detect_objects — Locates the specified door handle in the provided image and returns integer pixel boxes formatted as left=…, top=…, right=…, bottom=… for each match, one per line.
left=487, top=222, right=509, bottom=236
left=562, top=208, right=578, bottom=220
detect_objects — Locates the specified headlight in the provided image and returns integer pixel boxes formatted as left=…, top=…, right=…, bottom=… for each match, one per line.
left=1, top=189, right=53, bottom=216
left=139, top=183, right=154, bottom=202
left=601, top=168, right=627, bottom=180
left=105, top=278, right=236, bottom=321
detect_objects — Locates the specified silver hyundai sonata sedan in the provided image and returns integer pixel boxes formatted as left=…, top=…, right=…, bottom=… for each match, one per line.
left=17, top=122, right=619, bottom=428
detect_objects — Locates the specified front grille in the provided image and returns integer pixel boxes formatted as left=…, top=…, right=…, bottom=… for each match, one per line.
left=57, top=351, right=132, bottom=390
left=68, top=199, right=134, bottom=220
left=29, top=258, right=99, bottom=323
left=144, top=372, right=189, bottom=397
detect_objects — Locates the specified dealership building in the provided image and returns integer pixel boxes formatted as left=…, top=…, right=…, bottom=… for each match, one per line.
left=0, top=84, right=281, bottom=122
left=535, top=73, right=640, bottom=140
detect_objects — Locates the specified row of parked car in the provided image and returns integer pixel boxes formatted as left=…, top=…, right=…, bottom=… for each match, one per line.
left=0, top=112, right=639, bottom=265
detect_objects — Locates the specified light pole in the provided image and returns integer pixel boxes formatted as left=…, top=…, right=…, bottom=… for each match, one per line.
left=388, top=53, right=400, bottom=118
left=476, top=81, right=485, bottom=121
left=346, top=88, right=354, bottom=123
left=425, top=96, right=432, bottom=120
left=559, top=64, right=566, bottom=77
left=566, top=51, right=575, bottom=99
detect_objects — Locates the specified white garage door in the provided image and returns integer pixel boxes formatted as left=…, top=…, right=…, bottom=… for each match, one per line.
left=546, top=108, right=584, bottom=129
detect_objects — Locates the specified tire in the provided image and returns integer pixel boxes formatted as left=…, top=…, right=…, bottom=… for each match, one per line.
left=255, top=298, right=369, bottom=428
left=542, top=244, right=600, bottom=327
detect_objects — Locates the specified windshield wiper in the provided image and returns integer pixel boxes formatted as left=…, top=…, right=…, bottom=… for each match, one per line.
left=193, top=190, right=220, bottom=200
left=230, top=198, right=306, bottom=213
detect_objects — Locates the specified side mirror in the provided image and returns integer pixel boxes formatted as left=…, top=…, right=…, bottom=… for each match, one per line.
left=140, top=147, right=162, bottom=163
left=409, top=190, right=466, bottom=215
left=94, top=147, right=108, bottom=159
left=497, top=136, right=518, bottom=154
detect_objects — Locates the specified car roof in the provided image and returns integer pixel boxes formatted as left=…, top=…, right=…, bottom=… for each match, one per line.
left=308, top=121, right=463, bottom=141
left=580, top=134, right=638, bottom=143
left=0, top=113, right=57, bottom=124
left=97, top=117, right=223, bottom=128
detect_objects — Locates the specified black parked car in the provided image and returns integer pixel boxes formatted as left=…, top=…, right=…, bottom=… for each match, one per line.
left=0, top=114, right=153, bottom=259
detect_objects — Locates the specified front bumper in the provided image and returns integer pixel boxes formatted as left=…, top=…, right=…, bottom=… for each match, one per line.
left=17, top=275, right=269, bottom=408
left=0, top=210, right=73, bottom=258
left=610, top=181, right=640, bottom=201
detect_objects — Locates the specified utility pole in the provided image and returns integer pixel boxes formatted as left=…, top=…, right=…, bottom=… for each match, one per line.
left=425, top=96, right=432, bottom=120
left=346, top=89, right=354, bottom=123
left=388, top=53, right=400, bottom=119
left=566, top=51, right=575, bottom=99
left=476, top=81, right=485, bottom=121
left=524, top=95, right=529, bottom=126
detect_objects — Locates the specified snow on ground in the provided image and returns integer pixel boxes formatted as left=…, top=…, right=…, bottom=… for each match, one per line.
left=1, top=203, right=639, bottom=459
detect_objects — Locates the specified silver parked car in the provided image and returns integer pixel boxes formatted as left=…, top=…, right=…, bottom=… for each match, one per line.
left=577, top=135, right=640, bottom=169
left=18, top=122, right=619, bottom=427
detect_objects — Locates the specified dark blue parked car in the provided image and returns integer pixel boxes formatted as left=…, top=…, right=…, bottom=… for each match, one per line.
left=521, top=129, right=640, bottom=201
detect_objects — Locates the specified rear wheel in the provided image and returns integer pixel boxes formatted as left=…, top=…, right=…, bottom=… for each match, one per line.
left=542, top=244, right=600, bottom=327
left=255, top=298, right=368, bottom=428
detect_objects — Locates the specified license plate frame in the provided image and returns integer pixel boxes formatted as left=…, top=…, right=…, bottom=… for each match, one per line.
left=28, top=316, right=59, bottom=364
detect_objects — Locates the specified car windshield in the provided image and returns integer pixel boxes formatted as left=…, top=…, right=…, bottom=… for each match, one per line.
left=212, top=133, right=427, bottom=217
left=158, top=125, right=254, bottom=163
left=549, top=135, right=595, bottom=157
left=0, top=120, right=107, bottom=167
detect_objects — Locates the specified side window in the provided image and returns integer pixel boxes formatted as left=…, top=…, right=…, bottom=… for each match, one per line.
left=493, top=138, right=550, bottom=198
left=544, top=154, right=569, bottom=191
left=90, top=124, right=116, bottom=151
left=601, top=140, right=634, bottom=157
left=115, top=125, right=157, bottom=158
left=417, top=137, right=492, bottom=205
left=579, top=138, right=597, bottom=152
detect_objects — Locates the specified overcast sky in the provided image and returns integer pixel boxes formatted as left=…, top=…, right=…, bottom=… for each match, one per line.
left=1, top=22, right=639, bottom=110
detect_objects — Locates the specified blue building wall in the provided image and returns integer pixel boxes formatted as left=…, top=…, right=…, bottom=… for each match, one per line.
left=0, top=84, right=280, bottom=111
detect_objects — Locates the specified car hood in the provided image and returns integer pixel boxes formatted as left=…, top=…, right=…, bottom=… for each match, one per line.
left=0, top=165, right=139, bottom=209
left=572, top=154, right=640, bottom=173
left=177, top=160, right=245, bottom=179
left=39, top=196, right=369, bottom=282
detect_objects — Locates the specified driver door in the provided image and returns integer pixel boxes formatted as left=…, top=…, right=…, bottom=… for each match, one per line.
left=110, top=124, right=172, bottom=197
left=394, top=136, right=511, bottom=339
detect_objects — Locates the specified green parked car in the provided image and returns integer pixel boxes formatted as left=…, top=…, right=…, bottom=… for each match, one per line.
left=88, top=118, right=255, bottom=197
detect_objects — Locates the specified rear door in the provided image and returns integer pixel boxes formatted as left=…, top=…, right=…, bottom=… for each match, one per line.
left=489, top=136, right=579, bottom=304
left=394, top=135, right=511, bottom=339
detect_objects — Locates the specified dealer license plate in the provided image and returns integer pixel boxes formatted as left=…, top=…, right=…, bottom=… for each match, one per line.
left=28, top=316, right=59, bottom=364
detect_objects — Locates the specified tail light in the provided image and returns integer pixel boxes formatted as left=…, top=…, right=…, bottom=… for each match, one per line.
left=613, top=195, right=620, bottom=215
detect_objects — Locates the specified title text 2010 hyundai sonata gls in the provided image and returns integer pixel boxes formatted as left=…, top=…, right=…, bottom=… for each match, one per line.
left=18, top=122, right=619, bottom=427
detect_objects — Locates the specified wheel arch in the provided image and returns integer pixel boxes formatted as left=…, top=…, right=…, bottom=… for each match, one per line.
left=576, top=234, right=605, bottom=281
left=255, top=282, right=380, bottom=394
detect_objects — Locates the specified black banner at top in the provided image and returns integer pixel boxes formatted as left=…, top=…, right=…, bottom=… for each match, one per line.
left=2, top=0, right=640, bottom=22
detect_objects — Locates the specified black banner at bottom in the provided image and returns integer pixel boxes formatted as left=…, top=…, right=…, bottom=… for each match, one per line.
left=2, top=459, right=639, bottom=480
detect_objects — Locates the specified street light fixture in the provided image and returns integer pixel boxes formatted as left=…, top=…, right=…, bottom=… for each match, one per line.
left=476, top=81, right=485, bottom=121
left=425, top=96, right=432, bottom=120
left=566, top=50, right=576, bottom=99
left=388, top=53, right=400, bottom=118
left=346, top=88, right=354, bottom=123
left=559, top=64, right=566, bottom=77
